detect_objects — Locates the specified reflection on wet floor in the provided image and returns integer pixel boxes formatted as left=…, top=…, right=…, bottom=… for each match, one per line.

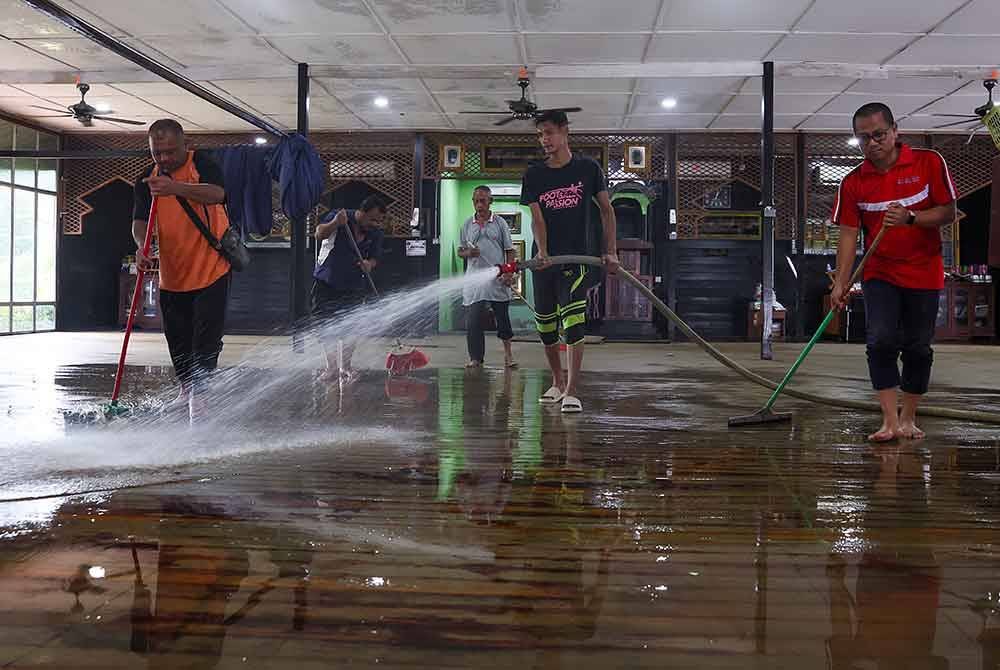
left=0, top=365, right=998, bottom=668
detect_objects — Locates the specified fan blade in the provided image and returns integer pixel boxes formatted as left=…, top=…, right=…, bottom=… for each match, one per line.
left=933, top=118, right=981, bottom=129
left=92, top=115, right=146, bottom=125
left=493, top=116, right=518, bottom=126
left=929, top=113, right=979, bottom=118
left=540, top=107, right=583, bottom=114
left=459, top=110, right=512, bottom=115
left=32, top=115, right=74, bottom=118
left=30, top=105, right=72, bottom=114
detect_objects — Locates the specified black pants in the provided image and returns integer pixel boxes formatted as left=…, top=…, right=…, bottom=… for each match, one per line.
left=466, top=300, right=513, bottom=364
left=863, top=279, right=940, bottom=395
left=159, top=273, right=230, bottom=390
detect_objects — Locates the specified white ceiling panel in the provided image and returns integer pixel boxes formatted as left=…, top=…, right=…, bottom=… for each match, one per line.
left=436, top=93, right=518, bottom=113
left=625, top=114, right=714, bottom=129
left=889, top=36, right=1000, bottom=66
left=267, top=35, right=403, bottom=65
left=533, top=78, right=636, bottom=94
left=819, top=93, right=940, bottom=115
left=138, top=36, right=287, bottom=68
left=12, top=83, right=120, bottom=98
left=319, top=78, right=426, bottom=94
left=797, top=0, right=966, bottom=33
left=339, top=90, right=438, bottom=114
left=934, top=0, right=1000, bottom=34
left=534, top=93, right=630, bottom=116
left=725, top=93, right=833, bottom=115
left=362, top=112, right=449, bottom=128
left=797, top=114, right=857, bottom=130
left=216, top=0, right=380, bottom=35
left=212, top=78, right=301, bottom=99
left=739, top=76, right=856, bottom=94
left=770, top=33, right=914, bottom=63
left=916, top=94, right=995, bottom=116
left=396, top=34, right=518, bottom=65
left=266, top=114, right=360, bottom=130
left=424, top=78, right=521, bottom=93
left=16, top=37, right=141, bottom=69
left=565, top=115, right=624, bottom=130
left=110, top=82, right=198, bottom=97
left=64, top=0, right=252, bottom=37
left=641, top=77, right=745, bottom=95
left=527, top=34, right=648, bottom=63
left=0, top=0, right=78, bottom=39
left=658, top=0, right=811, bottom=30
left=847, top=76, right=974, bottom=95
left=632, top=93, right=733, bottom=115
left=369, top=0, right=514, bottom=33
left=648, top=33, right=779, bottom=61
left=519, top=0, right=663, bottom=33
left=0, top=39, right=71, bottom=71
left=710, top=114, right=810, bottom=129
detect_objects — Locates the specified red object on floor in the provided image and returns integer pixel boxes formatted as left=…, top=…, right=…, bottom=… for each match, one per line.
left=385, top=347, right=429, bottom=376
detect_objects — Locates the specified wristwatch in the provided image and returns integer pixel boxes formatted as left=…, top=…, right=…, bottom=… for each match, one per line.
left=906, top=210, right=916, bottom=226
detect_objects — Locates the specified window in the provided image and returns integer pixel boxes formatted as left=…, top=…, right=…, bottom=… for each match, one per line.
left=0, top=120, right=58, bottom=334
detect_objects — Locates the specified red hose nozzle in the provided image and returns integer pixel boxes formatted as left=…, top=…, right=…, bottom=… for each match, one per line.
left=497, top=261, right=519, bottom=276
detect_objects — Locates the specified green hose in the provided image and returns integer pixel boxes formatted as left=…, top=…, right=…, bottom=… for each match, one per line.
left=519, top=255, right=1000, bottom=425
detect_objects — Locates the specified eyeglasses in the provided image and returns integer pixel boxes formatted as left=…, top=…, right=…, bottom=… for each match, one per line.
left=856, top=128, right=892, bottom=145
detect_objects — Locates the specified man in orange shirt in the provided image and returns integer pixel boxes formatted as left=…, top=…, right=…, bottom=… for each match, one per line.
left=132, top=119, right=231, bottom=417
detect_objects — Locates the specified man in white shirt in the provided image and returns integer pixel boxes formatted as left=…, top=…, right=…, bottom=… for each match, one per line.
left=459, top=185, right=517, bottom=368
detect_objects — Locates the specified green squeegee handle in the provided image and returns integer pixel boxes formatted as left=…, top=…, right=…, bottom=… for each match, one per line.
left=760, top=221, right=891, bottom=411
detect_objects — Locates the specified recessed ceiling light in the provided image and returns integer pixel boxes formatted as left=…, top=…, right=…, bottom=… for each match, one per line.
left=847, top=137, right=860, bottom=147
left=254, top=136, right=268, bottom=145
left=374, top=96, right=389, bottom=108
left=660, top=97, right=677, bottom=110
left=95, top=102, right=111, bottom=113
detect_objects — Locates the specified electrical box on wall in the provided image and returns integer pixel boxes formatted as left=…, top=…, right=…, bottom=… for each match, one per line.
left=487, top=185, right=522, bottom=198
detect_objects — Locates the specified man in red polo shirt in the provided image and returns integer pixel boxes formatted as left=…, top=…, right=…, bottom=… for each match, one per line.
left=831, top=103, right=957, bottom=442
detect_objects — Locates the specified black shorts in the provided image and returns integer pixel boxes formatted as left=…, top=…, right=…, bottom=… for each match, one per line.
left=310, top=281, right=367, bottom=320
left=532, top=264, right=602, bottom=346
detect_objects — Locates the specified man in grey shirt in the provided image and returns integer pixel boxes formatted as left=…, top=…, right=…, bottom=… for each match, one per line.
left=459, top=185, right=517, bottom=368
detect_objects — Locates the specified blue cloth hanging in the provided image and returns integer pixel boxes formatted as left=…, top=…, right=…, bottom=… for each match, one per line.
left=211, top=145, right=274, bottom=237
left=267, top=134, right=325, bottom=221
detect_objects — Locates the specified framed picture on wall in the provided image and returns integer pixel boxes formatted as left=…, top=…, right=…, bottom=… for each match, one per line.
left=496, top=211, right=521, bottom=235
left=441, top=144, right=464, bottom=171
left=625, top=143, right=650, bottom=174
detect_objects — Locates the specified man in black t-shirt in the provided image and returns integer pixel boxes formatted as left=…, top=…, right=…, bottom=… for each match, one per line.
left=520, top=110, right=619, bottom=414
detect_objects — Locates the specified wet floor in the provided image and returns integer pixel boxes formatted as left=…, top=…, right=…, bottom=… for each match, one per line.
left=1, top=363, right=999, bottom=669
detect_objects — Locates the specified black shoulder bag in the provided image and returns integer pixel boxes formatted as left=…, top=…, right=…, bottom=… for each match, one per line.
left=175, top=196, right=251, bottom=272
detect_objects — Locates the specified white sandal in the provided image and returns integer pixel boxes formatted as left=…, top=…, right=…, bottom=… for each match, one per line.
left=539, top=386, right=565, bottom=404
left=560, top=395, right=582, bottom=413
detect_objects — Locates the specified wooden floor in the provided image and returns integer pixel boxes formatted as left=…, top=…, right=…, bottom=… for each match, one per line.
left=0, top=337, right=999, bottom=668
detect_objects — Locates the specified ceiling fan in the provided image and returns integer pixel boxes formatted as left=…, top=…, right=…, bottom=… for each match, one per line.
left=30, top=82, right=145, bottom=127
left=459, top=67, right=582, bottom=126
left=931, top=77, right=998, bottom=130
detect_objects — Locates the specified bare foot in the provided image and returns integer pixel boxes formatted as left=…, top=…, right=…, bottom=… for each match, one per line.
left=868, top=424, right=898, bottom=443
left=897, top=420, right=925, bottom=439
left=505, top=358, right=518, bottom=369
left=465, top=360, right=482, bottom=369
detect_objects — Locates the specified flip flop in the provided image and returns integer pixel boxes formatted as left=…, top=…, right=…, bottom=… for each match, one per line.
left=561, top=395, right=582, bottom=414
left=505, top=360, right=519, bottom=369
left=539, top=386, right=565, bottom=404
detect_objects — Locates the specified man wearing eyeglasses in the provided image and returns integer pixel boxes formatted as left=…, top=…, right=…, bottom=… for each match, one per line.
left=831, top=103, right=957, bottom=442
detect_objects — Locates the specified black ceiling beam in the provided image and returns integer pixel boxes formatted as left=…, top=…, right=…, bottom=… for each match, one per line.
left=19, top=0, right=289, bottom=138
